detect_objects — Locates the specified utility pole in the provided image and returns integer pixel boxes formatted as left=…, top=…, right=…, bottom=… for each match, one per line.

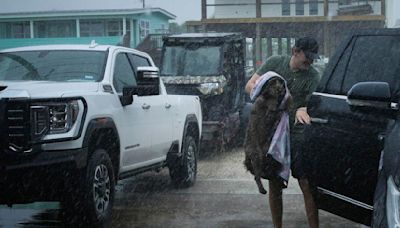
left=142, top=0, right=145, bottom=8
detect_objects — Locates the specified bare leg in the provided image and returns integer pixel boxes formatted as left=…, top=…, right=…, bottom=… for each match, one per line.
left=298, top=178, right=319, bottom=228
left=268, top=179, right=283, bottom=228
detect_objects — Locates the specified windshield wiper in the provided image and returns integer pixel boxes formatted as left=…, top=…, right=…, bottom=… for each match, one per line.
left=2, top=53, right=41, bottom=80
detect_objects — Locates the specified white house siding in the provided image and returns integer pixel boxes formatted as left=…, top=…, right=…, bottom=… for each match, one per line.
left=213, top=0, right=257, bottom=18
left=213, top=0, right=324, bottom=18
left=386, top=0, right=400, bottom=28
left=328, top=1, right=381, bottom=17
left=213, top=0, right=382, bottom=19
left=261, top=1, right=325, bottom=17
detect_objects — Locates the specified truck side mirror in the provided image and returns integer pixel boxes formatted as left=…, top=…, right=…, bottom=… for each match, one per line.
left=134, top=67, right=160, bottom=96
left=120, top=86, right=134, bottom=106
left=347, top=82, right=395, bottom=116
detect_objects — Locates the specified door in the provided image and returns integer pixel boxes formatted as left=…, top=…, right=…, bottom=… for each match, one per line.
left=128, top=53, right=173, bottom=161
left=112, top=52, right=152, bottom=171
left=305, top=34, right=400, bottom=225
left=140, top=88, right=173, bottom=160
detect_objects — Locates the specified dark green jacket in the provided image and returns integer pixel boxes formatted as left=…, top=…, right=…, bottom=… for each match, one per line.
left=256, top=55, right=320, bottom=127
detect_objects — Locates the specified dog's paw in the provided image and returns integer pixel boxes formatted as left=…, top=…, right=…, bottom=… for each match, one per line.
left=259, top=188, right=267, bottom=195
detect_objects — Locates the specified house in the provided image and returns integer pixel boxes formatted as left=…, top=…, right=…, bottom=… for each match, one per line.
left=0, top=8, right=175, bottom=50
left=186, top=0, right=387, bottom=65
left=386, top=0, right=400, bottom=28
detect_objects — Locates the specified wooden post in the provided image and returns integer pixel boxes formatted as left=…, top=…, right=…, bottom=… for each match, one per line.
left=286, top=37, right=291, bottom=55
left=202, top=0, right=207, bottom=20
left=324, top=0, right=329, bottom=17
left=30, top=20, right=34, bottom=38
left=323, top=22, right=330, bottom=58
left=267, top=37, right=273, bottom=58
left=278, top=38, right=282, bottom=55
left=256, top=0, right=261, bottom=18
left=255, top=23, right=262, bottom=66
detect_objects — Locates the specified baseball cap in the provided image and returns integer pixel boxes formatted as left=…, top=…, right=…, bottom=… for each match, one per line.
left=295, top=37, right=320, bottom=60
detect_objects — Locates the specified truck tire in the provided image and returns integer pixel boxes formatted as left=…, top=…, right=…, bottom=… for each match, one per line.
left=170, top=134, right=198, bottom=188
left=61, top=148, right=115, bottom=226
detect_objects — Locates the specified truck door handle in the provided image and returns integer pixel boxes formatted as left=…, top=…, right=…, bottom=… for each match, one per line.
left=165, top=103, right=171, bottom=109
left=142, top=103, right=151, bottom=110
left=310, top=117, right=328, bottom=124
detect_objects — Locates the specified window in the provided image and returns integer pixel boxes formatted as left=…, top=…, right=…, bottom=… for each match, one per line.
left=2, top=22, right=31, bottom=39
left=107, top=20, right=122, bottom=36
left=0, top=50, right=106, bottom=82
left=126, top=20, right=131, bottom=35
left=282, top=0, right=290, bottom=16
left=34, top=20, right=76, bottom=38
left=295, top=0, right=304, bottom=15
left=342, top=36, right=400, bottom=99
left=160, top=46, right=222, bottom=76
left=309, top=0, right=318, bottom=15
left=323, top=38, right=355, bottom=94
left=161, top=46, right=183, bottom=76
left=128, top=54, right=151, bottom=70
left=113, top=53, right=136, bottom=93
left=80, top=19, right=130, bottom=37
left=80, top=20, right=105, bottom=37
left=139, top=20, right=150, bottom=40
left=154, top=24, right=168, bottom=34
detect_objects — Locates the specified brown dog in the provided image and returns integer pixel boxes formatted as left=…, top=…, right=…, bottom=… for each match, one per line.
left=244, top=77, right=291, bottom=194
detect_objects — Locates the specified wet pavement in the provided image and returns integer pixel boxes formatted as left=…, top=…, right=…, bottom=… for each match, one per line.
left=0, top=147, right=362, bottom=227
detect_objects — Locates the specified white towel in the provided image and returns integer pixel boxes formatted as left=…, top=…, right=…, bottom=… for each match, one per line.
left=250, top=71, right=291, bottom=187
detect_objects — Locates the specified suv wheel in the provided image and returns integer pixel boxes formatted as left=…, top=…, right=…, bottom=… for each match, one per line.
left=170, top=134, right=198, bottom=188
left=61, top=148, right=115, bottom=226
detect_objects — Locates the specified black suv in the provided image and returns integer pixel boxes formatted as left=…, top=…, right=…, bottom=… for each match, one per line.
left=304, top=28, right=400, bottom=227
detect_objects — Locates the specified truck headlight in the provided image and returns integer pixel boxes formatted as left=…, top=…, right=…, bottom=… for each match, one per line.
left=197, top=83, right=224, bottom=95
left=31, top=99, right=84, bottom=140
left=386, top=176, right=400, bottom=228
left=48, top=100, right=79, bottom=134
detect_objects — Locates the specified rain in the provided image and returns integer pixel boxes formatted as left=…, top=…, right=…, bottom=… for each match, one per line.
left=0, top=0, right=399, bottom=227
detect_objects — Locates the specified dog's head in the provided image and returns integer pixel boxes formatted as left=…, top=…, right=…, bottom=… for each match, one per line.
left=257, top=77, right=292, bottom=111
left=259, top=77, right=286, bottom=100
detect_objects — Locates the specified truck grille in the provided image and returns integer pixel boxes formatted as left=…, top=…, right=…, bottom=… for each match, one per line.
left=0, top=99, right=31, bottom=153
left=0, top=99, right=6, bottom=150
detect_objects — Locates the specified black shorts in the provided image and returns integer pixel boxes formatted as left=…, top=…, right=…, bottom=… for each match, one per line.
left=290, top=124, right=310, bottom=179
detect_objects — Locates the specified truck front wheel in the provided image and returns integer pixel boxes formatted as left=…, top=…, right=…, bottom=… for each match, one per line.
left=61, top=148, right=115, bottom=226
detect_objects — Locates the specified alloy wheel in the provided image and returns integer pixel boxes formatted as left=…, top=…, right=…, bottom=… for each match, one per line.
left=93, top=164, right=111, bottom=217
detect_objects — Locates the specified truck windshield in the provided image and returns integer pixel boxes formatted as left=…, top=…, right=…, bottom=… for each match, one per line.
left=0, top=50, right=106, bottom=82
left=161, top=45, right=221, bottom=76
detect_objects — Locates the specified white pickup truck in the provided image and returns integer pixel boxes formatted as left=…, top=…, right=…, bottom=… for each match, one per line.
left=0, top=43, right=202, bottom=225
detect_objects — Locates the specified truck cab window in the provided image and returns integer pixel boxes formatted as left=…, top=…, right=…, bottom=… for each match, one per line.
left=129, top=54, right=151, bottom=70
left=113, top=53, right=137, bottom=93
